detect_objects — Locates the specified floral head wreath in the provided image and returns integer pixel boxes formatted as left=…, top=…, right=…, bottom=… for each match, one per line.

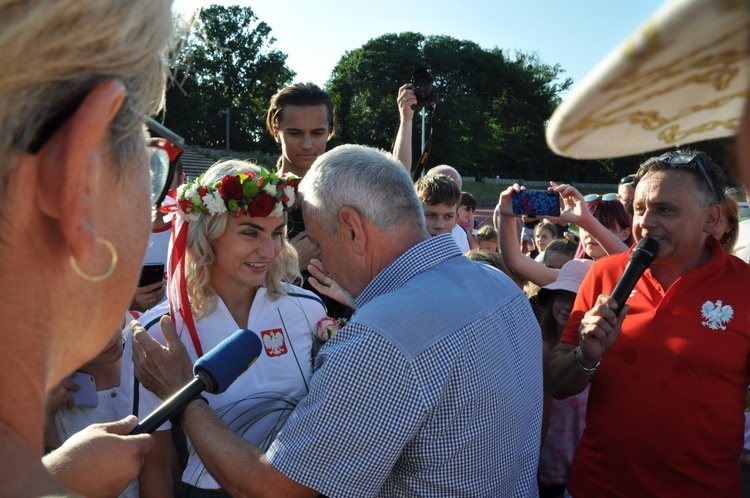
left=167, top=166, right=300, bottom=358
left=176, top=169, right=301, bottom=222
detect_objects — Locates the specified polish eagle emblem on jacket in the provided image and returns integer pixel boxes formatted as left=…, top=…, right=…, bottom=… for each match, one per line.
left=261, top=328, right=288, bottom=356
left=701, top=300, right=733, bottom=331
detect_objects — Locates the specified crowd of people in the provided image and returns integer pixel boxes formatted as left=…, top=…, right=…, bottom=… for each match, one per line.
left=4, top=0, right=750, bottom=497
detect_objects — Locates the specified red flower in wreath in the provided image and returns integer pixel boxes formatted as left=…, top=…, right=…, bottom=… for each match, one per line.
left=218, top=175, right=244, bottom=200
left=248, top=192, right=277, bottom=217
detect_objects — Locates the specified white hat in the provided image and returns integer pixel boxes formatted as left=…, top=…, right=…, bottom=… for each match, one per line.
left=546, top=0, right=750, bottom=159
left=537, top=258, right=594, bottom=306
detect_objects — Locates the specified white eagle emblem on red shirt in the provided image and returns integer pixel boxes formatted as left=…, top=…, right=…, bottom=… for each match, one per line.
left=261, top=328, right=288, bottom=356
left=701, top=300, right=733, bottom=331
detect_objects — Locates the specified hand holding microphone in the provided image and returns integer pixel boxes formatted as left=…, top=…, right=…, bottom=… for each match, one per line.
left=131, top=316, right=263, bottom=434
left=576, top=237, right=658, bottom=372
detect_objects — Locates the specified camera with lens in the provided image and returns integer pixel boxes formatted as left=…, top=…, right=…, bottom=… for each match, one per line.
left=411, top=67, right=438, bottom=110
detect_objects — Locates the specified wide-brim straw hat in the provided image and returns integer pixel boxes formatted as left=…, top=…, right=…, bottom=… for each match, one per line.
left=546, top=0, right=750, bottom=159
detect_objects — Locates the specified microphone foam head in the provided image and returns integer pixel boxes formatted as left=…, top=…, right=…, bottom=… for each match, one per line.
left=194, top=329, right=263, bottom=394
left=632, top=237, right=659, bottom=266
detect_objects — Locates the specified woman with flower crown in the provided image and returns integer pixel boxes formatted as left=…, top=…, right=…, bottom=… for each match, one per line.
left=137, top=159, right=326, bottom=498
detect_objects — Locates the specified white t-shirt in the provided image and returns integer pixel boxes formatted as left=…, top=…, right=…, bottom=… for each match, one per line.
left=733, top=219, right=750, bottom=263
left=138, top=285, right=325, bottom=490
left=451, top=224, right=470, bottom=254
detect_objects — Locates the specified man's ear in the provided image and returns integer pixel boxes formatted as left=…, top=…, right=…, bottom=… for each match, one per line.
left=703, top=203, right=722, bottom=234
left=37, top=80, right=126, bottom=262
left=339, top=207, right=367, bottom=255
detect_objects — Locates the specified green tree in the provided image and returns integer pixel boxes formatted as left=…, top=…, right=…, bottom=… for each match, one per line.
left=327, top=33, right=572, bottom=180
left=160, top=5, right=294, bottom=152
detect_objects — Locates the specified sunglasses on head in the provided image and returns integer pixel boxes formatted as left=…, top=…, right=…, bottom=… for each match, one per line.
left=619, top=175, right=638, bottom=186
left=584, top=193, right=618, bottom=203
left=655, top=153, right=717, bottom=200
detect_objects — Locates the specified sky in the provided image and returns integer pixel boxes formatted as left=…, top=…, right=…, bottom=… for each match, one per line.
left=172, top=0, right=664, bottom=93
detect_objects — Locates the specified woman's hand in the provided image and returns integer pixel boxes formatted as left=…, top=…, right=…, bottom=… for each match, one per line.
left=307, top=259, right=355, bottom=309
left=547, top=182, right=592, bottom=227
left=497, top=184, right=524, bottom=217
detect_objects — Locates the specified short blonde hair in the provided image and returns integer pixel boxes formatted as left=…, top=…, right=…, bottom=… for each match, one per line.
left=0, top=0, right=172, bottom=192
left=184, top=160, right=301, bottom=318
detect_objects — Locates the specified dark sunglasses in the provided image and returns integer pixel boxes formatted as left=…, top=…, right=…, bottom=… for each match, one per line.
left=619, top=175, right=638, bottom=186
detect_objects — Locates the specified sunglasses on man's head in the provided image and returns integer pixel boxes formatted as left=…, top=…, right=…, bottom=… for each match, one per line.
left=655, top=153, right=717, bottom=200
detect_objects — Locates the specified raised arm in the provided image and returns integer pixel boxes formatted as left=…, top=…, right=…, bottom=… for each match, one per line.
left=393, top=84, right=417, bottom=173
left=549, top=183, right=629, bottom=256
left=497, top=185, right=560, bottom=287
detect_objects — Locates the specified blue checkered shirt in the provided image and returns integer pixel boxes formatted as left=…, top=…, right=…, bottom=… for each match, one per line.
left=267, top=234, right=542, bottom=497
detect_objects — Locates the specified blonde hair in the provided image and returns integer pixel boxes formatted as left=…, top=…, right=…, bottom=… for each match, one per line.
left=184, top=160, right=301, bottom=318
left=0, top=0, right=171, bottom=193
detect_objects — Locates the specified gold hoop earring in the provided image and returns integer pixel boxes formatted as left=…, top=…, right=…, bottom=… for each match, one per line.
left=69, top=237, right=118, bottom=282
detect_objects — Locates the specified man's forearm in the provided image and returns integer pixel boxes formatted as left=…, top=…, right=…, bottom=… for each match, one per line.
left=180, top=400, right=316, bottom=498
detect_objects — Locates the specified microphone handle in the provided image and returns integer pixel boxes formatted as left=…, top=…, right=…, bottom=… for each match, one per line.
left=130, top=376, right=206, bottom=435
left=609, top=260, right=646, bottom=317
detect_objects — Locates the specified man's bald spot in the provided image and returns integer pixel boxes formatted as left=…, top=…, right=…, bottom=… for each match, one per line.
left=427, top=165, right=462, bottom=189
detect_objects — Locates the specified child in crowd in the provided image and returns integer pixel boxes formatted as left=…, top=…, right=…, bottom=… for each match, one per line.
left=457, top=191, right=477, bottom=249
left=534, top=222, right=559, bottom=263
left=542, top=238, right=578, bottom=270
left=537, top=259, right=593, bottom=498
left=476, top=225, right=499, bottom=252
left=415, top=174, right=461, bottom=238
left=574, top=195, right=634, bottom=260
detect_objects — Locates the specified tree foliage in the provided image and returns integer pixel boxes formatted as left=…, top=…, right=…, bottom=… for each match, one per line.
left=160, top=5, right=294, bottom=152
left=327, top=33, right=577, bottom=181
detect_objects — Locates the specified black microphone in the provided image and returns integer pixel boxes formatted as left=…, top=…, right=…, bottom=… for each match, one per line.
left=131, top=328, right=263, bottom=434
left=609, top=237, right=659, bottom=316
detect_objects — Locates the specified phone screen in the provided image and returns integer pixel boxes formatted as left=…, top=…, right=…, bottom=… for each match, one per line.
left=138, top=263, right=165, bottom=287
left=69, top=372, right=98, bottom=408
left=511, top=190, right=561, bottom=217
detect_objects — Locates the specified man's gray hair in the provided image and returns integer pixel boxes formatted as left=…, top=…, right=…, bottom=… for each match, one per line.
left=300, top=144, right=426, bottom=235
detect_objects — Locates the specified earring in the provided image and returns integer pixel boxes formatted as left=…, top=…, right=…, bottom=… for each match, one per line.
left=69, top=237, right=118, bottom=282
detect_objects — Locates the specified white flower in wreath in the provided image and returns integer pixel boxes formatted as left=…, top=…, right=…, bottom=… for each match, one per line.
left=283, top=185, right=296, bottom=206
left=269, top=200, right=283, bottom=218
left=203, top=191, right=227, bottom=216
left=263, top=183, right=277, bottom=196
left=701, top=300, right=733, bottom=331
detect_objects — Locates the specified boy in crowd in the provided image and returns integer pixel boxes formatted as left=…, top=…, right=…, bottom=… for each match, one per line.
left=414, top=174, right=461, bottom=238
